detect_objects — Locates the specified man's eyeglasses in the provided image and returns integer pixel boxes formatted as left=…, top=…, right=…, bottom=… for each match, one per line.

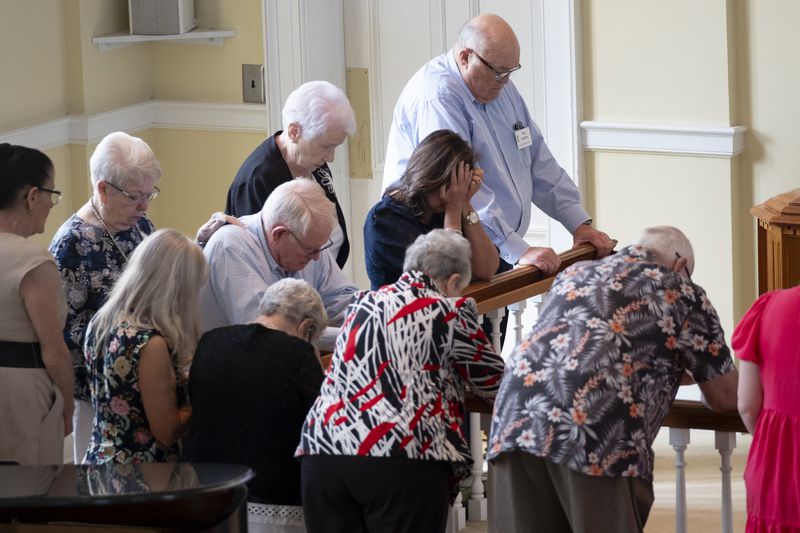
left=37, top=187, right=63, bottom=206
left=288, top=228, right=334, bottom=258
left=471, top=50, right=521, bottom=81
left=105, top=181, right=160, bottom=203
left=674, top=252, right=692, bottom=279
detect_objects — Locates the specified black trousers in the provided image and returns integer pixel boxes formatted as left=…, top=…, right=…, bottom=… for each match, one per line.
left=301, top=455, right=450, bottom=533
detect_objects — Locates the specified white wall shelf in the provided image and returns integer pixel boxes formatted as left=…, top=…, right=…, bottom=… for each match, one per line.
left=91, top=28, right=235, bottom=53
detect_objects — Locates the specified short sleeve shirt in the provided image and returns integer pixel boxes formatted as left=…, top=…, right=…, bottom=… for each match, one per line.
left=488, top=245, right=735, bottom=481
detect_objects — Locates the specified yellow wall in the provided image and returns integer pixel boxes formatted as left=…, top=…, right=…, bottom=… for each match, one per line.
left=3, top=0, right=266, bottom=249
left=151, top=0, right=265, bottom=102
left=0, top=0, right=69, bottom=131
left=151, top=129, right=266, bottom=235
left=583, top=0, right=734, bottom=124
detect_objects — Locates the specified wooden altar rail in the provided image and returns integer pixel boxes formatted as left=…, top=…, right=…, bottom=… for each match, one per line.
left=457, top=243, right=747, bottom=533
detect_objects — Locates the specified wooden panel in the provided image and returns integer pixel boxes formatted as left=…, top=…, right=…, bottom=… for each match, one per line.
left=782, top=227, right=800, bottom=289
left=346, top=67, right=372, bottom=179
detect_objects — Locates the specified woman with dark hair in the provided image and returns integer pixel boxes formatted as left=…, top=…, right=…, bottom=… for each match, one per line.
left=364, top=129, right=499, bottom=289
left=0, top=143, right=74, bottom=464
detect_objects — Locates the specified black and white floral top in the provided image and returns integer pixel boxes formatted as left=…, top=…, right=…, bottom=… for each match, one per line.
left=488, top=245, right=736, bottom=481
left=49, top=214, right=154, bottom=400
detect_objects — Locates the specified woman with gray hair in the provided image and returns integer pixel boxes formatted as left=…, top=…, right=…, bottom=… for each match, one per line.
left=49, top=131, right=236, bottom=463
left=226, top=80, right=357, bottom=268
left=183, top=278, right=328, bottom=533
left=297, top=229, right=506, bottom=533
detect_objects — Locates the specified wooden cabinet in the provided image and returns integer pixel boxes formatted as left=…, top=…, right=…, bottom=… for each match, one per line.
left=751, top=189, right=800, bottom=294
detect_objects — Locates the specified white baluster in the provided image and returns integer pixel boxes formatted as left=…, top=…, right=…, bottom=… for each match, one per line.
left=669, top=428, right=690, bottom=533
left=448, top=490, right=466, bottom=531
left=486, top=308, right=505, bottom=354
left=531, top=294, right=544, bottom=322
left=508, top=300, right=527, bottom=347
left=468, top=411, right=487, bottom=521
left=715, top=431, right=736, bottom=533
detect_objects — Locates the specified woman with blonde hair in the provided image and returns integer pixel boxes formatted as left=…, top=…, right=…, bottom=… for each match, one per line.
left=84, top=228, right=208, bottom=464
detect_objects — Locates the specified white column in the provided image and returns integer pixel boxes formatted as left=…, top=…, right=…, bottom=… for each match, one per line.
left=715, top=431, right=737, bottom=533
left=468, top=411, right=487, bottom=521
left=669, top=428, right=690, bottom=533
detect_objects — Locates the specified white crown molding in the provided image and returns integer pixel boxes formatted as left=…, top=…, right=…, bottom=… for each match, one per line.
left=0, top=100, right=267, bottom=149
left=581, top=120, right=747, bottom=158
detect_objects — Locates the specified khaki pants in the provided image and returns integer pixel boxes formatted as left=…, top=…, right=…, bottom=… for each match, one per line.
left=0, top=367, right=64, bottom=465
left=490, top=451, right=654, bottom=533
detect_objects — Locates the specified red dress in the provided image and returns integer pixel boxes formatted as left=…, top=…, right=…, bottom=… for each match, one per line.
left=732, top=286, right=800, bottom=532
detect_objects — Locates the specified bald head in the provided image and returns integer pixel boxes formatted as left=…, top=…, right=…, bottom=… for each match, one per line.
left=453, top=13, right=521, bottom=104
left=455, top=13, right=520, bottom=59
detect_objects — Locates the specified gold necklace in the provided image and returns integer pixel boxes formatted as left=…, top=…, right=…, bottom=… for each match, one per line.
left=89, top=198, right=130, bottom=263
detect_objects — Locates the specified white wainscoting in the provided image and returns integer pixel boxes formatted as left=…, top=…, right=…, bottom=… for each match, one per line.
left=581, top=120, right=747, bottom=158
left=0, top=100, right=268, bottom=149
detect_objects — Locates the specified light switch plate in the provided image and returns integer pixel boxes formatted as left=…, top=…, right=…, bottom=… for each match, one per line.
left=242, top=64, right=265, bottom=104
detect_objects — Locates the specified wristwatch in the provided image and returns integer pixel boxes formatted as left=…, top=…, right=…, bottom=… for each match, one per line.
left=463, top=210, right=479, bottom=225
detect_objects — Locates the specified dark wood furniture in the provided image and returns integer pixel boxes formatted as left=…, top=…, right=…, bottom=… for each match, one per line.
left=0, top=462, right=254, bottom=532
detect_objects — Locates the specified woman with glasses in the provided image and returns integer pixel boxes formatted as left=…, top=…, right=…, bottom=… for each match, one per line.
left=84, top=228, right=207, bottom=464
left=48, top=131, right=234, bottom=463
left=0, top=143, right=74, bottom=464
left=364, top=129, right=499, bottom=290
left=48, top=131, right=161, bottom=463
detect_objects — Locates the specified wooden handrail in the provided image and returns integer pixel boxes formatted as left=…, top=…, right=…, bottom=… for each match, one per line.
left=463, top=243, right=598, bottom=314
left=460, top=243, right=748, bottom=435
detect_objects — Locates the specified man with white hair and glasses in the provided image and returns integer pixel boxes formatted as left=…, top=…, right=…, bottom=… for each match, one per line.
left=487, top=226, right=739, bottom=532
left=200, top=179, right=356, bottom=348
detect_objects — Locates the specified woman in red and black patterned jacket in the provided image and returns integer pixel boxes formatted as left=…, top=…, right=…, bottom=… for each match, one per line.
left=296, top=229, right=505, bottom=533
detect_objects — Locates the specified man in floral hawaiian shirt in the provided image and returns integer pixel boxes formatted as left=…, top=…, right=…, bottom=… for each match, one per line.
left=488, top=226, right=738, bottom=532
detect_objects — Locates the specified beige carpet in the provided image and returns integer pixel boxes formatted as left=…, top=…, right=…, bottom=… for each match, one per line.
left=462, top=428, right=750, bottom=532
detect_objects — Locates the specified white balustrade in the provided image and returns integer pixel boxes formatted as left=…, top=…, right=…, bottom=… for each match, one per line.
left=669, top=427, right=690, bottom=533
left=715, top=431, right=736, bottom=533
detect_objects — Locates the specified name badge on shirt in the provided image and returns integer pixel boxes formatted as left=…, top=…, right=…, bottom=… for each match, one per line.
left=514, top=126, right=533, bottom=150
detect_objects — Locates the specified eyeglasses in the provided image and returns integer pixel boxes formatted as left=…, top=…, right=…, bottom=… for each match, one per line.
left=37, top=187, right=63, bottom=206
left=471, top=50, right=521, bottom=81
left=674, top=252, right=692, bottom=279
left=288, top=228, right=334, bottom=258
left=105, top=181, right=160, bottom=203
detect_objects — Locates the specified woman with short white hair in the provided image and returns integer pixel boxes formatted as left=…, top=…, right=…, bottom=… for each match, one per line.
left=184, top=279, right=328, bottom=533
left=83, top=228, right=207, bottom=464
left=226, top=80, right=357, bottom=268
left=50, top=131, right=235, bottom=463
left=297, top=229, right=506, bottom=533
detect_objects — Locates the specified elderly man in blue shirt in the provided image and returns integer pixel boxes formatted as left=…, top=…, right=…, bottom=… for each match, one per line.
left=383, top=13, right=614, bottom=274
left=199, top=179, right=356, bottom=349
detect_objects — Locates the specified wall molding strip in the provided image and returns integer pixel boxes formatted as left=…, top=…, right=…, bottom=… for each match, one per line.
left=0, top=100, right=267, bottom=149
left=581, top=120, right=747, bottom=158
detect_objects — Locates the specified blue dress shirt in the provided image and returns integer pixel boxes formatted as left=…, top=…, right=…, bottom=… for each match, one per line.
left=383, top=52, right=590, bottom=264
left=198, top=213, right=357, bottom=334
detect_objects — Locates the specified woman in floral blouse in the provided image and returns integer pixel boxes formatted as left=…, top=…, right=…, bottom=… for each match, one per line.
left=84, top=228, right=207, bottom=464
left=50, top=131, right=236, bottom=463
left=296, top=229, right=505, bottom=533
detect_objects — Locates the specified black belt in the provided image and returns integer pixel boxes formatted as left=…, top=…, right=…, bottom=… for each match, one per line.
left=0, top=341, right=45, bottom=369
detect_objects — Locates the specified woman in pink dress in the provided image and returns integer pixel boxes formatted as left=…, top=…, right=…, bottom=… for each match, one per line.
left=734, top=285, right=800, bottom=532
